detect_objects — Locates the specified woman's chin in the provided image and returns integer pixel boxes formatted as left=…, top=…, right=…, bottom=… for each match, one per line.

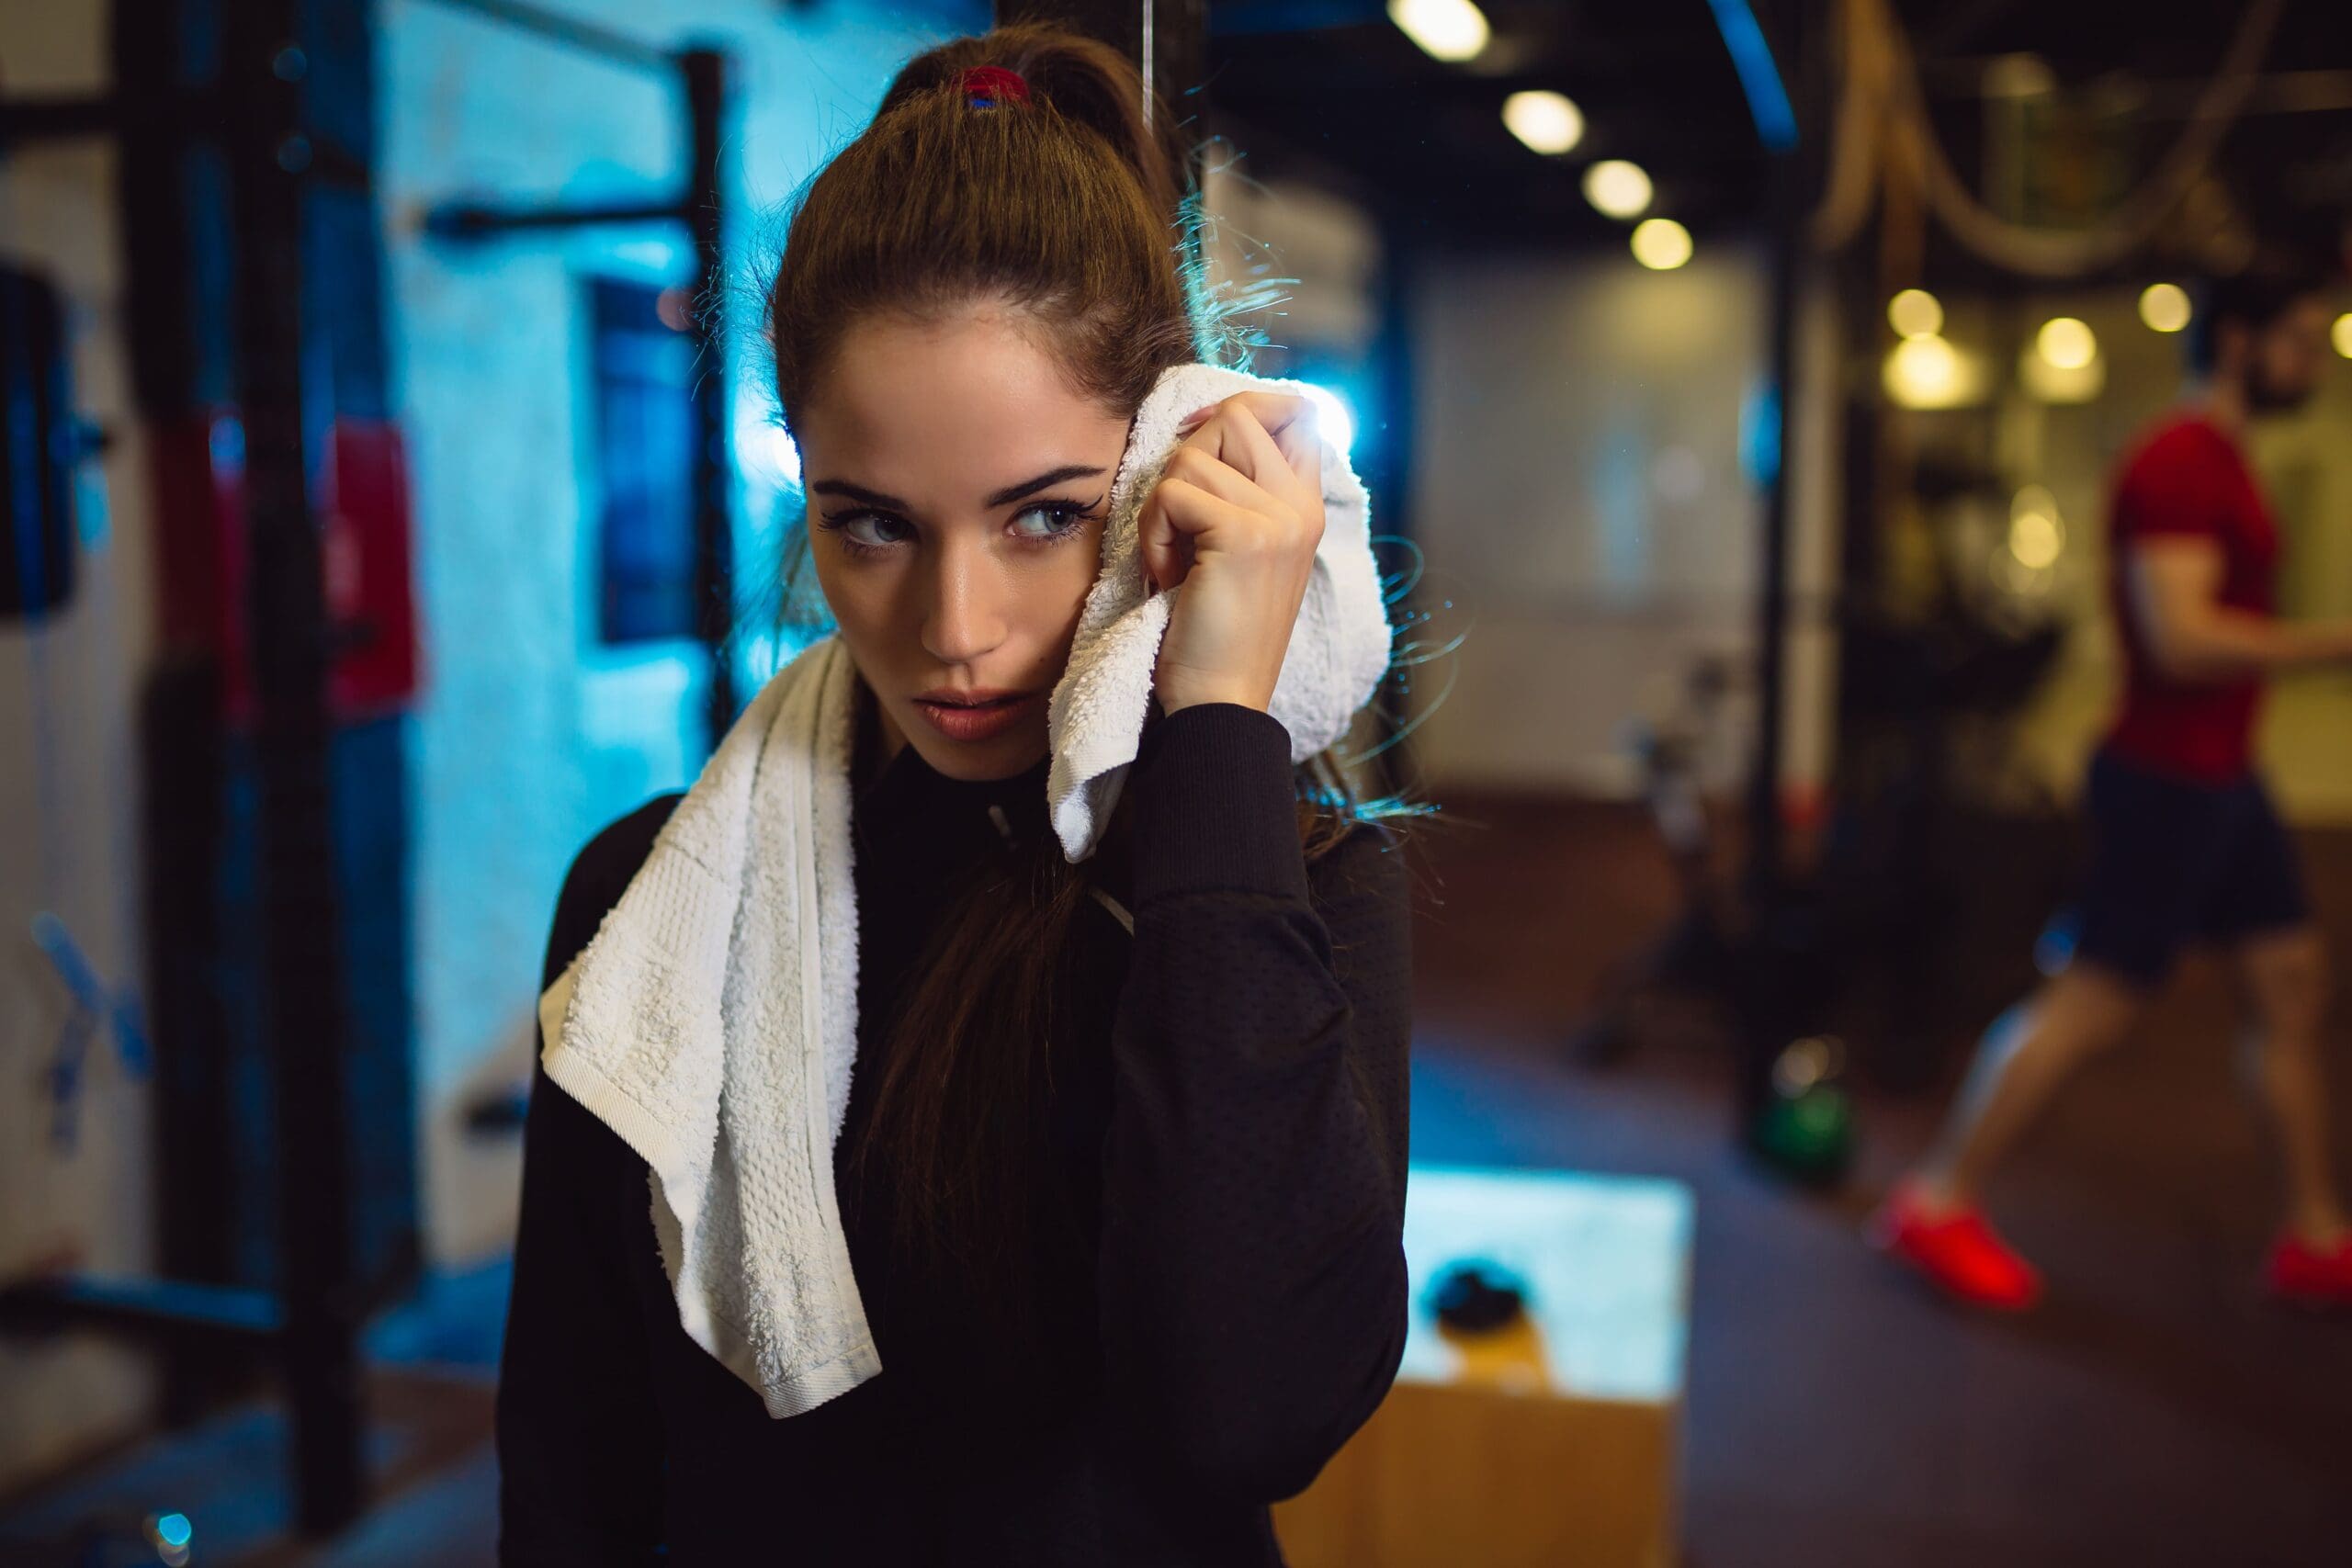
left=898, top=705, right=1050, bottom=783
left=916, top=740, right=1050, bottom=784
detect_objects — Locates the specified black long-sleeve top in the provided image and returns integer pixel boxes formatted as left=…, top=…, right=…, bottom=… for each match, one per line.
left=496, top=697, right=1413, bottom=1565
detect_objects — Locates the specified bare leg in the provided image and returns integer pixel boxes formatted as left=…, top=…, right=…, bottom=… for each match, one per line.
left=1909, top=962, right=2149, bottom=1209
left=2232, top=925, right=2349, bottom=1246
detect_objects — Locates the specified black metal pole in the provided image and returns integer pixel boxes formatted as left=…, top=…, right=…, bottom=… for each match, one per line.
left=424, top=197, right=685, bottom=239
left=0, top=94, right=125, bottom=142
left=222, top=0, right=365, bottom=1532
left=1743, top=0, right=1818, bottom=908
left=1747, top=223, right=1797, bottom=908
left=1363, top=217, right=1421, bottom=801
left=682, top=47, right=735, bottom=744
left=1728, top=0, right=1820, bottom=1125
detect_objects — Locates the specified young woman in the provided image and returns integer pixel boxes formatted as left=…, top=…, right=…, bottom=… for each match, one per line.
left=497, top=25, right=1417, bottom=1565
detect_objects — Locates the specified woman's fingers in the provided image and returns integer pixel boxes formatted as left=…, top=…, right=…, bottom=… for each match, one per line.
left=1159, top=442, right=1283, bottom=519
left=1137, top=446, right=1304, bottom=591
left=1138, top=477, right=1268, bottom=592
left=1173, top=402, right=1220, bottom=436
left=1140, top=391, right=1328, bottom=593
left=1179, top=393, right=1323, bottom=500
left=1217, top=393, right=1324, bottom=494
left=1238, top=400, right=1324, bottom=513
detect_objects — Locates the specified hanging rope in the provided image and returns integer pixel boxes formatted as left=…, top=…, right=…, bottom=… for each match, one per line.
left=1813, top=0, right=2288, bottom=277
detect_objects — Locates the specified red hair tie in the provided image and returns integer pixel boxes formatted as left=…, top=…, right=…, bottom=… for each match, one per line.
left=958, top=65, right=1031, bottom=107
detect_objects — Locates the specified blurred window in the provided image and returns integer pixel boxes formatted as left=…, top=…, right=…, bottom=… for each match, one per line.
left=587, top=276, right=695, bottom=646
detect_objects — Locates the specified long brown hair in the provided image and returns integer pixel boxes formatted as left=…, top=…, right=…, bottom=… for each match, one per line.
left=763, top=24, right=1416, bottom=1330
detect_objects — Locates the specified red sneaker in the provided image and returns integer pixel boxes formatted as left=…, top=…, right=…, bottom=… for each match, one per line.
left=1868, top=1180, right=2043, bottom=1311
left=2263, top=1232, right=2352, bottom=1310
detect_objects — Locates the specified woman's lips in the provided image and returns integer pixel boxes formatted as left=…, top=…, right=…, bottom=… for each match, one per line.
left=911, top=691, right=1041, bottom=742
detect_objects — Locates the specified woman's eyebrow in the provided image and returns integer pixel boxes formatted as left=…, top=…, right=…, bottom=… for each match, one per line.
left=983, top=464, right=1106, bottom=508
left=807, top=465, right=1105, bottom=513
left=808, top=478, right=912, bottom=509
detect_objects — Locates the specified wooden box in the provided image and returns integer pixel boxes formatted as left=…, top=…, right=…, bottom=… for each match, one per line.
left=1273, top=1166, right=1694, bottom=1568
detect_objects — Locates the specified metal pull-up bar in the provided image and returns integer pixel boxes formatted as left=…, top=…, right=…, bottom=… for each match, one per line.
left=414, top=0, right=740, bottom=746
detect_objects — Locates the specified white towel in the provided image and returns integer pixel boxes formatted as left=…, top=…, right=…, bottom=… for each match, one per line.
left=1046, top=363, right=1393, bottom=863
left=534, top=363, right=1392, bottom=1418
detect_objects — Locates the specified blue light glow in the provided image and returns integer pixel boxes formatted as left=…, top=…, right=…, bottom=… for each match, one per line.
left=1741, top=380, right=1782, bottom=489
left=156, top=1514, right=194, bottom=1549
left=1706, top=0, right=1799, bottom=152
left=1299, top=383, right=1357, bottom=455
left=734, top=405, right=802, bottom=489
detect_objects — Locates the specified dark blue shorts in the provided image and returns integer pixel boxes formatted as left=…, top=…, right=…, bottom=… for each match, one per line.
left=2059, top=747, right=2311, bottom=988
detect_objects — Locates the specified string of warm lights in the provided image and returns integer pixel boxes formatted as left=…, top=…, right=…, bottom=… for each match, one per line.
left=1880, top=288, right=2125, bottom=412
left=1387, top=0, right=1690, bottom=271
left=1881, top=279, right=2352, bottom=414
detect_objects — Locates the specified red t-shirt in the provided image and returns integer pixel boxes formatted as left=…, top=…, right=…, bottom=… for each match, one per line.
left=2104, top=414, right=2278, bottom=783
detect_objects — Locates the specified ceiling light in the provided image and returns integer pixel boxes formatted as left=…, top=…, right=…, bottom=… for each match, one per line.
left=1883, top=334, right=1980, bottom=410
left=2007, top=490, right=2064, bottom=570
left=2019, top=342, right=2104, bottom=403
left=2036, top=316, right=2098, bottom=371
left=1887, top=288, right=1942, bottom=339
left=1502, top=90, right=1584, bottom=155
left=1582, top=160, right=1652, bottom=220
left=1630, top=218, right=1692, bottom=270
left=1388, top=0, right=1490, bottom=64
left=2138, top=283, right=2190, bottom=333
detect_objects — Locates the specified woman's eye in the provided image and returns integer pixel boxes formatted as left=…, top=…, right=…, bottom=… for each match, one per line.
left=836, top=513, right=910, bottom=549
left=1009, top=502, right=1085, bottom=541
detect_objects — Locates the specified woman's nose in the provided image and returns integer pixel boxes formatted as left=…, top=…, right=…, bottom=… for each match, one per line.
left=920, top=539, right=1009, bottom=666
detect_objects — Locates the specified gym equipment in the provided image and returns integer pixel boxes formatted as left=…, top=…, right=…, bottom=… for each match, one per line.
left=418, top=0, right=738, bottom=749
left=0, top=3, right=408, bottom=1532
left=1, top=265, right=82, bottom=621
left=1428, top=1259, right=1529, bottom=1336
left=1275, top=1166, right=1694, bottom=1568
left=1565, top=654, right=1859, bottom=1185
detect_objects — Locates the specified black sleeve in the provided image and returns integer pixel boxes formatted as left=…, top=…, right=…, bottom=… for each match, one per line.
left=496, top=799, right=679, bottom=1567
left=1094, top=703, right=1414, bottom=1504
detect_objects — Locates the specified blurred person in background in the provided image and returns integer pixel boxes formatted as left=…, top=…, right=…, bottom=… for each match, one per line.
left=1872, top=263, right=2352, bottom=1312
left=496, top=25, right=1415, bottom=1566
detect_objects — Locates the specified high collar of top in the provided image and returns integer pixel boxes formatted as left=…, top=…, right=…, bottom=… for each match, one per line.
left=851, top=684, right=1056, bottom=855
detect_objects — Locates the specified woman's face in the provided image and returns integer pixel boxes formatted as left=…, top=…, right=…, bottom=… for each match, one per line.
left=796, top=305, right=1130, bottom=782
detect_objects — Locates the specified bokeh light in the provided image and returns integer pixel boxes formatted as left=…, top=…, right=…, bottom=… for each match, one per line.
left=2138, top=283, right=2191, bottom=333
left=1887, top=288, right=1943, bottom=339
left=1503, top=91, right=1585, bottom=155
left=1582, top=160, right=1653, bottom=220
left=2007, top=490, right=2064, bottom=570
left=2035, top=316, right=2098, bottom=370
left=1630, top=218, right=1692, bottom=271
left=2020, top=339, right=2104, bottom=403
left=1300, top=383, right=1358, bottom=454
left=1387, top=0, right=1490, bottom=62
left=1883, top=334, right=1972, bottom=410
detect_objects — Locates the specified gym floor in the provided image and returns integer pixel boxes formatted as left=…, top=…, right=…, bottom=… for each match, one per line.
left=6, top=796, right=2348, bottom=1567
left=1410, top=791, right=2352, bottom=1568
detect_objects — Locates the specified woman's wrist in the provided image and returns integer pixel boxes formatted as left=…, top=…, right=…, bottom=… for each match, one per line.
left=1154, top=673, right=1276, bottom=716
left=1128, top=703, right=1308, bottom=906
left=1157, top=690, right=1265, bottom=716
